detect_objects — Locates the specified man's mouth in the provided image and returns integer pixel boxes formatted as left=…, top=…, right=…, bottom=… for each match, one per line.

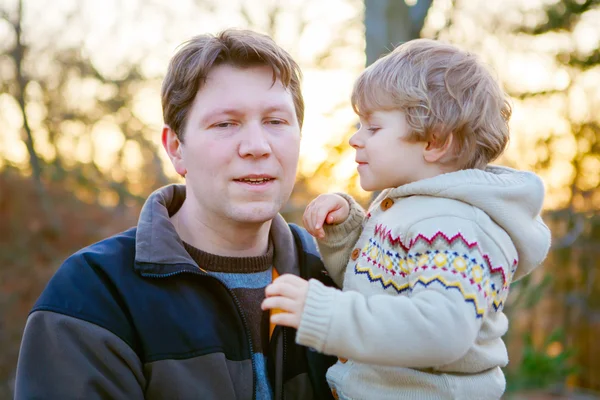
left=234, top=176, right=275, bottom=185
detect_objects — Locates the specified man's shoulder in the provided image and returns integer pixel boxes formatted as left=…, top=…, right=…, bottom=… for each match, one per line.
left=58, top=226, right=138, bottom=280
left=31, top=227, right=141, bottom=349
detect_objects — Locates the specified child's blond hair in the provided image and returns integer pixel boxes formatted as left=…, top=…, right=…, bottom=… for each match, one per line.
left=351, top=39, right=511, bottom=170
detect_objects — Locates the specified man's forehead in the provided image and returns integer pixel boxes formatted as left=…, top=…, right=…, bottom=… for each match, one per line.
left=203, top=102, right=294, bottom=115
left=203, top=64, right=284, bottom=87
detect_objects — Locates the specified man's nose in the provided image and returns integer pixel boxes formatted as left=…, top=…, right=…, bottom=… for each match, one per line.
left=239, top=122, right=272, bottom=158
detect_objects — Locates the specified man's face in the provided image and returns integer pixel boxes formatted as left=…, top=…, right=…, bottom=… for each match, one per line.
left=170, top=64, right=301, bottom=225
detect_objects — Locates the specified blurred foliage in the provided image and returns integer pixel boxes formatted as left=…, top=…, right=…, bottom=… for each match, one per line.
left=501, top=209, right=600, bottom=396
left=503, top=268, right=578, bottom=394
left=0, top=1, right=170, bottom=228
left=514, top=0, right=600, bottom=212
left=505, top=1, right=600, bottom=393
left=506, top=330, right=578, bottom=393
left=1, top=0, right=600, bottom=399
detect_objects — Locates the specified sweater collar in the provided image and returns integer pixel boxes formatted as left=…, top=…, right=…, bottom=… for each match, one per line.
left=133, top=184, right=299, bottom=277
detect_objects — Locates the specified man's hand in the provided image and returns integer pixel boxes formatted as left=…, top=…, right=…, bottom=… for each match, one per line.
left=303, top=194, right=350, bottom=239
left=261, top=274, right=309, bottom=329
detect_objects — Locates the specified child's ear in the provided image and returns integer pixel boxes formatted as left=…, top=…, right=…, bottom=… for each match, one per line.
left=423, top=133, right=454, bottom=163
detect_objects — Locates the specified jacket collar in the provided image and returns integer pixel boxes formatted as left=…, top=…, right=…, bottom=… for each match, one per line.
left=134, top=184, right=299, bottom=276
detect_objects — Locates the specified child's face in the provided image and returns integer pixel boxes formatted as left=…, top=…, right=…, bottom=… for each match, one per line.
left=349, top=110, right=431, bottom=191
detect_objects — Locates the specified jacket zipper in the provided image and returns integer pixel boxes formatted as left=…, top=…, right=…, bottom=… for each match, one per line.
left=282, top=327, right=287, bottom=400
left=142, top=269, right=257, bottom=400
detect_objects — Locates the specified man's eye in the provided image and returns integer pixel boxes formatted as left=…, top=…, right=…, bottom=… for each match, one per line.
left=214, top=122, right=233, bottom=128
left=267, top=119, right=285, bottom=125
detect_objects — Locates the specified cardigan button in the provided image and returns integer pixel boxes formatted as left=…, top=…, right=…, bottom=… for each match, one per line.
left=381, top=197, right=394, bottom=211
left=351, top=248, right=360, bottom=261
left=338, top=357, right=348, bottom=364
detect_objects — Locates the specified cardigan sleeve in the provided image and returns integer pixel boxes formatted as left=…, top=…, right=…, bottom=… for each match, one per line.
left=315, top=193, right=365, bottom=288
left=296, top=216, right=502, bottom=368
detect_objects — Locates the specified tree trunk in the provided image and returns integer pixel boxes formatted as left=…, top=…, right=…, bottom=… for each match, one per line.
left=13, top=0, right=60, bottom=235
left=364, top=0, right=433, bottom=66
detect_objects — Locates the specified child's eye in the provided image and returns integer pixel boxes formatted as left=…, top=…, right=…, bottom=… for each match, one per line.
left=368, top=127, right=380, bottom=133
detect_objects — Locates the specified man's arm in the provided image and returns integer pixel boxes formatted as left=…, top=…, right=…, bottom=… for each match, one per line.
left=15, top=310, right=146, bottom=399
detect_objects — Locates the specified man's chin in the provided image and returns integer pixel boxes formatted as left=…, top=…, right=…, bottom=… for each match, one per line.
left=229, top=203, right=281, bottom=224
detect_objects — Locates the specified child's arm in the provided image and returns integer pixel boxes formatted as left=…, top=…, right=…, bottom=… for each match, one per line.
left=293, top=216, right=506, bottom=368
left=303, top=193, right=365, bottom=287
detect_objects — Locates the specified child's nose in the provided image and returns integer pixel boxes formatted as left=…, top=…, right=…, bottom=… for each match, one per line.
left=349, top=131, right=363, bottom=148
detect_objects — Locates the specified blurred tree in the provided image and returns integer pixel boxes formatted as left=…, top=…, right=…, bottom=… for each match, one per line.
left=1, top=0, right=60, bottom=235
left=0, top=0, right=170, bottom=230
left=505, top=1, right=600, bottom=392
left=516, top=0, right=600, bottom=213
left=365, top=0, right=434, bottom=65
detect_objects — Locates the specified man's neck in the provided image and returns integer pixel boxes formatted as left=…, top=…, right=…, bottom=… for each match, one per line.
left=170, top=199, right=272, bottom=258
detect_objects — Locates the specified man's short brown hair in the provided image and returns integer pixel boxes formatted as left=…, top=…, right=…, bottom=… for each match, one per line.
left=162, top=29, right=304, bottom=140
left=352, top=39, right=511, bottom=170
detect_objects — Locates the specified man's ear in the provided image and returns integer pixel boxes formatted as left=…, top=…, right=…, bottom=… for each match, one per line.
left=162, top=125, right=187, bottom=177
left=423, top=132, right=454, bottom=163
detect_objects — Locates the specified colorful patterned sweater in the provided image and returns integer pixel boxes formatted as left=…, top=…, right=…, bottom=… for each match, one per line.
left=296, top=166, right=551, bottom=400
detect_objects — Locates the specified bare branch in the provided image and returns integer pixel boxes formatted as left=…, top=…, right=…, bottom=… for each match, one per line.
left=240, top=4, right=255, bottom=28
left=13, top=0, right=60, bottom=234
left=266, top=3, right=281, bottom=38
left=552, top=216, right=585, bottom=249
left=433, top=0, right=458, bottom=40
left=0, top=9, right=10, bottom=22
left=511, top=88, right=568, bottom=99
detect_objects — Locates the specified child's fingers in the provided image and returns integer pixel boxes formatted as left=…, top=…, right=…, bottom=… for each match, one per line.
left=303, top=195, right=347, bottom=237
left=270, top=310, right=300, bottom=328
left=261, top=296, right=297, bottom=313
left=314, top=204, right=332, bottom=231
left=273, top=273, right=305, bottom=284
left=303, top=203, right=319, bottom=237
left=317, top=227, right=325, bottom=239
left=265, top=280, right=302, bottom=298
left=327, top=207, right=347, bottom=224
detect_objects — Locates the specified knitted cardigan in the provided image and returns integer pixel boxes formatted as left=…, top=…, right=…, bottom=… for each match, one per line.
left=296, top=166, right=551, bottom=400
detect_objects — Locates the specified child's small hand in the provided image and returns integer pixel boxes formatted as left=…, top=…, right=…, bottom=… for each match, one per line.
left=303, top=194, right=350, bottom=239
left=261, top=274, right=309, bottom=329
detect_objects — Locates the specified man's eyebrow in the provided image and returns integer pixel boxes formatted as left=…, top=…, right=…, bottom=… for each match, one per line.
left=201, top=104, right=293, bottom=123
left=263, top=105, right=293, bottom=114
left=204, top=108, right=243, bottom=117
left=200, top=108, right=242, bottom=124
